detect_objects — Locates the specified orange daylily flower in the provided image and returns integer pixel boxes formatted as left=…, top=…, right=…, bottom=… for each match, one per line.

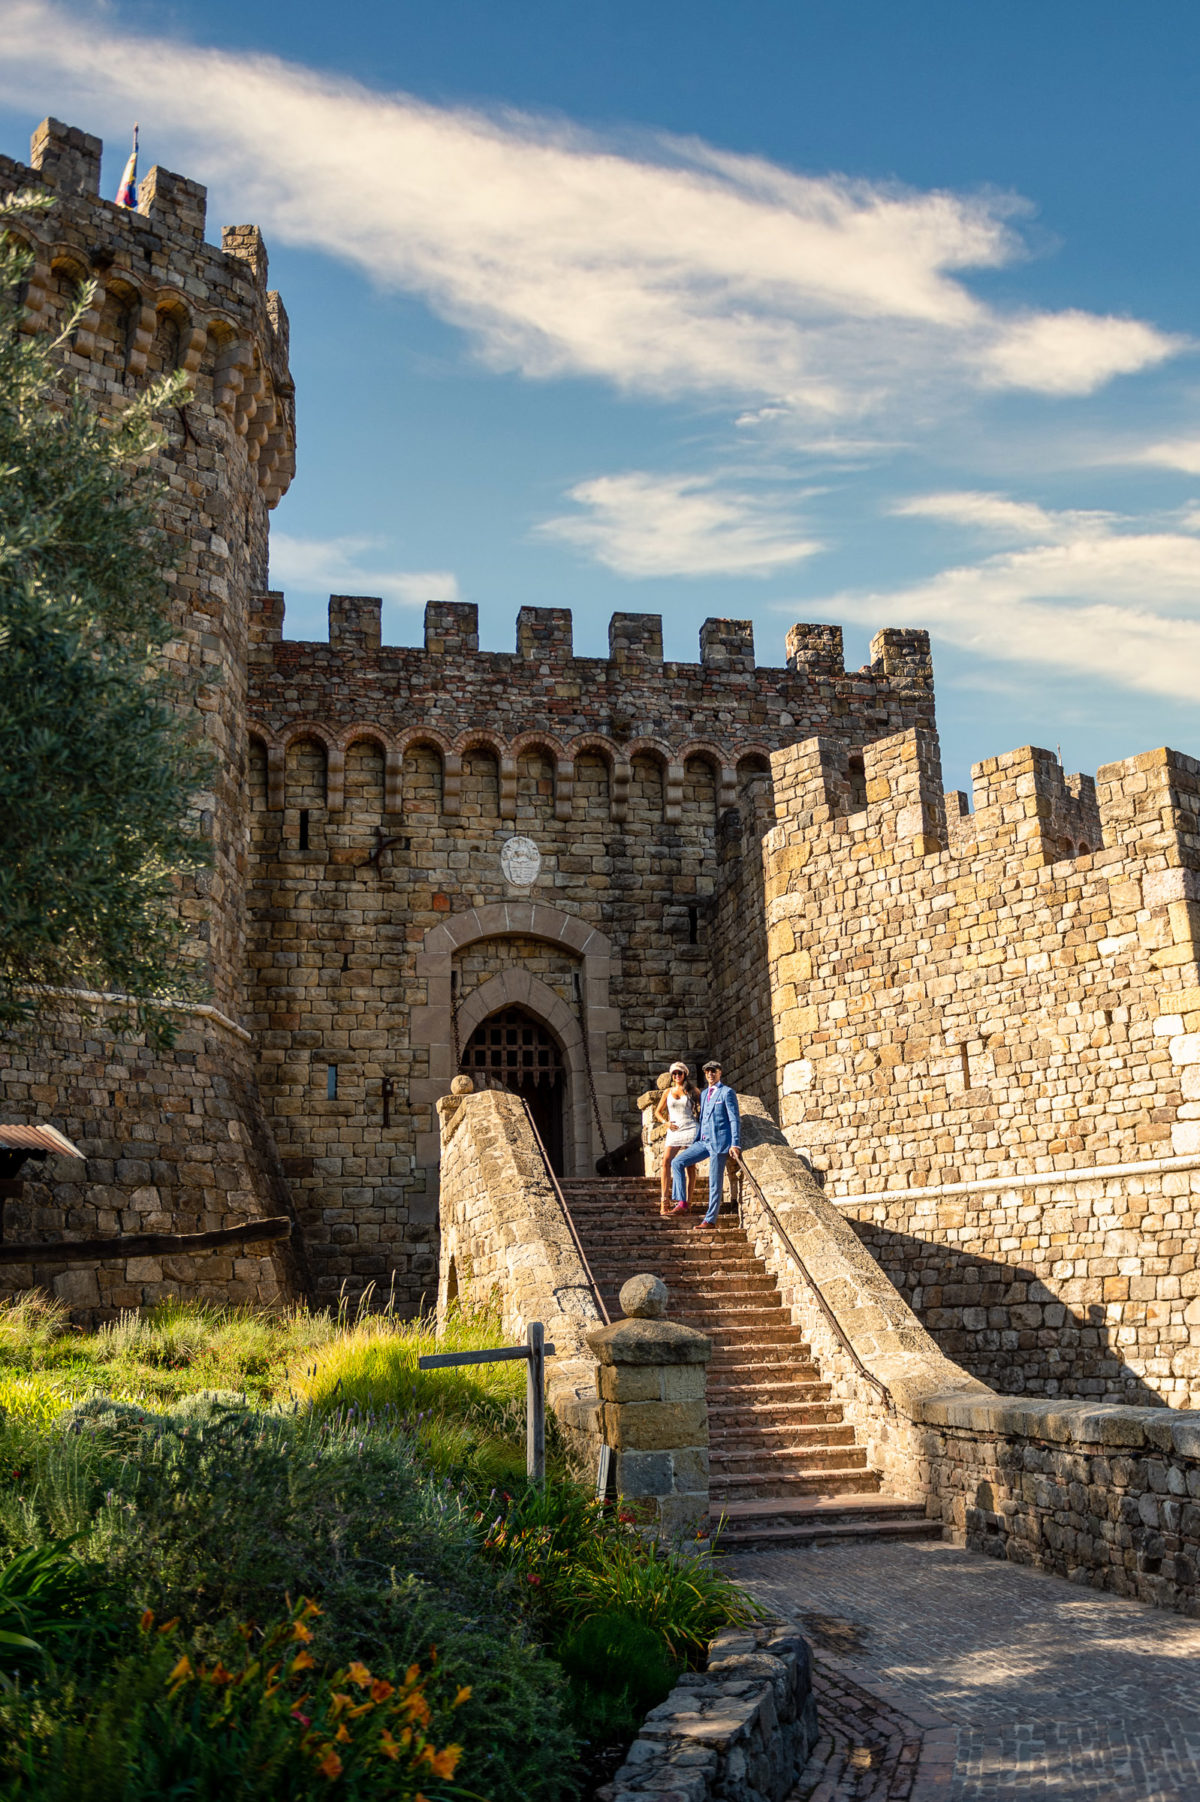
left=403, top=1693, right=432, bottom=1728
left=370, top=1678, right=394, bottom=1703
left=423, top=1745, right=462, bottom=1779
left=167, top=1654, right=194, bottom=1686
left=139, top=1609, right=155, bottom=1633
left=316, top=1749, right=343, bottom=1781
left=328, top=1692, right=351, bottom=1719
left=207, top=1661, right=234, bottom=1686
left=291, top=1650, right=316, bottom=1674
left=404, top=1663, right=420, bottom=1687
left=379, top=1729, right=400, bottom=1761
left=453, top=1685, right=472, bottom=1708
left=334, top=1724, right=351, bottom=1744
left=293, top=1621, right=314, bottom=1643
left=347, top=1660, right=373, bottom=1689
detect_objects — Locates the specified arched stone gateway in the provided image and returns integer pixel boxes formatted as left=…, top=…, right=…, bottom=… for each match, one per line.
left=410, top=902, right=622, bottom=1183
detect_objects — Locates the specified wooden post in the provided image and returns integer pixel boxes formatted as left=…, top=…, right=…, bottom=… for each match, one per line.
left=418, top=1328, right=554, bottom=1486
left=527, top=1319, right=546, bottom=1486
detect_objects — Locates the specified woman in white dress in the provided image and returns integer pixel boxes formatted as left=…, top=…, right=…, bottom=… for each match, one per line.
left=654, top=1062, right=700, bottom=1215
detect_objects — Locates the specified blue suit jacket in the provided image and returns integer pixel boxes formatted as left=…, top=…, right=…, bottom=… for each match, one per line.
left=699, top=1082, right=740, bottom=1153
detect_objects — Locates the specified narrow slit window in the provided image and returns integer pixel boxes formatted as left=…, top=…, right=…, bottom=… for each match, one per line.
left=959, top=1043, right=970, bottom=1089
left=299, top=808, right=310, bottom=850
left=326, top=1064, right=338, bottom=1100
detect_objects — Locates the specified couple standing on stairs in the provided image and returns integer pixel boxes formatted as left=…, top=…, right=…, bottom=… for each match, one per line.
left=655, top=1058, right=741, bottom=1231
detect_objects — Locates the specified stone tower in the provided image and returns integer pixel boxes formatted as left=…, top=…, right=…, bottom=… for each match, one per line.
left=0, top=119, right=301, bottom=1314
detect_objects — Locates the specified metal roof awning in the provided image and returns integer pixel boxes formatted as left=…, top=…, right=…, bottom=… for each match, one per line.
left=0, top=1124, right=85, bottom=1158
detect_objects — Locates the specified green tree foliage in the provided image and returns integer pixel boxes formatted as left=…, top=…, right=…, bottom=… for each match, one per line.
left=0, top=195, right=210, bottom=1047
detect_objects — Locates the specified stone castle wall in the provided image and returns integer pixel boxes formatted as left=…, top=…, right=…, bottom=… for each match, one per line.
left=739, top=725, right=1200, bottom=1405
left=0, top=118, right=297, bottom=1314
left=244, top=598, right=935, bottom=1307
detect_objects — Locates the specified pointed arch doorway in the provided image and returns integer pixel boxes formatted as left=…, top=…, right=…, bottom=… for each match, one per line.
left=459, top=1005, right=566, bottom=1172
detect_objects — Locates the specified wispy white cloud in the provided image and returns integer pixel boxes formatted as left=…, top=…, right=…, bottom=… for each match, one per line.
left=0, top=0, right=1186, bottom=432
left=268, top=532, right=459, bottom=608
left=979, top=311, right=1176, bottom=395
left=538, top=471, right=820, bottom=577
left=892, top=490, right=1114, bottom=541
left=802, top=491, right=1200, bottom=701
left=1132, top=438, right=1200, bottom=476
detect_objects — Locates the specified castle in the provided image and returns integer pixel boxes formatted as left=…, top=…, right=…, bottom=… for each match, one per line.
left=4, top=120, right=1199, bottom=1413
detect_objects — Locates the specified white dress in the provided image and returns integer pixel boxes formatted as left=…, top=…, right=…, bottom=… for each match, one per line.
left=665, top=1091, right=699, bottom=1149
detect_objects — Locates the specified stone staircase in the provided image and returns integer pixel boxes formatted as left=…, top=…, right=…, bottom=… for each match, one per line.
left=561, top=1175, right=937, bottom=1550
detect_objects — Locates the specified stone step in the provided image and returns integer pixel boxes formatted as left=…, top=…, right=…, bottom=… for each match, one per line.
left=710, top=1423, right=857, bottom=1451
left=709, top=1399, right=842, bottom=1424
left=711, top=1442, right=868, bottom=1472
left=673, top=1308, right=793, bottom=1329
left=706, top=1355, right=818, bottom=1376
left=710, top=1466, right=881, bottom=1501
left=711, top=1494, right=939, bottom=1550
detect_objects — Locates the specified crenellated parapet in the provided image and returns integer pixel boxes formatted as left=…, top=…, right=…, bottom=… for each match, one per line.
left=250, top=596, right=936, bottom=821
left=758, top=723, right=1200, bottom=1202
left=0, top=118, right=295, bottom=507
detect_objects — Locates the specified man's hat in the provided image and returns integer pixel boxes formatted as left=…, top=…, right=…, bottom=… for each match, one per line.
left=702, top=1058, right=722, bottom=1071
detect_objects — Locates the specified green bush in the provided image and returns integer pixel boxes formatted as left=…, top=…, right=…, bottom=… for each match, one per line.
left=68, top=1399, right=574, bottom=1802
left=558, top=1608, right=681, bottom=1714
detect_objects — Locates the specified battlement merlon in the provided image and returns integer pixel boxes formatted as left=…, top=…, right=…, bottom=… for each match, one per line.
left=1, top=119, right=295, bottom=507
left=256, top=592, right=934, bottom=685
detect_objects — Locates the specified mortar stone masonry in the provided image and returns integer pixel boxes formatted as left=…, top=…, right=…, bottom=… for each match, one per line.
left=6, top=118, right=1200, bottom=1589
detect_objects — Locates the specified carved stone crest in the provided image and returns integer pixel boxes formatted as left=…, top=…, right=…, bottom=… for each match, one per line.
left=500, top=835, right=541, bottom=886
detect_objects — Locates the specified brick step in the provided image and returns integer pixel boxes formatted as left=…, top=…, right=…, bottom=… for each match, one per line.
left=710, top=1466, right=881, bottom=1502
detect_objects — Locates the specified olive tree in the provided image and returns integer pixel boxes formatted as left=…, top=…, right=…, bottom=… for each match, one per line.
left=0, top=196, right=210, bottom=1047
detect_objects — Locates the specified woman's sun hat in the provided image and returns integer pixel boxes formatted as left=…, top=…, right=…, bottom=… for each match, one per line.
left=669, top=1060, right=690, bottom=1076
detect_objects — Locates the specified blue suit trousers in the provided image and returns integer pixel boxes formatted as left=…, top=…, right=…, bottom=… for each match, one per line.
left=671, top=1138, right=729, bottom=1224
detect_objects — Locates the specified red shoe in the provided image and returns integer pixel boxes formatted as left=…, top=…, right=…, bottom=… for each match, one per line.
left=694, top=1218, right=716, bottom=1230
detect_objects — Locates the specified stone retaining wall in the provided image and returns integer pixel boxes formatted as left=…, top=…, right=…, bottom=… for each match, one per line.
left=600, top=1620, right=817, bottom=1802
left=435, top=1085, right=603, bottom=1444
left=737, top=1091, right=1200, bottom=1613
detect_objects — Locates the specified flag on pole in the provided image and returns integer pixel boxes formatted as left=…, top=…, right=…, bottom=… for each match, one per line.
left=115, top=123, right=139, bottom=208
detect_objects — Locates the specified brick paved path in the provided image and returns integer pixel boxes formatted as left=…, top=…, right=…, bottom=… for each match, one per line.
left=727, top=1539, right=1200, bottom=1800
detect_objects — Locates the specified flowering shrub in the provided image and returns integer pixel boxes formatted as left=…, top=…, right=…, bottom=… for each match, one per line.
left=150, top=1598, right=470, bottom=1799
left=1, top=1598, right=472, bottom=1801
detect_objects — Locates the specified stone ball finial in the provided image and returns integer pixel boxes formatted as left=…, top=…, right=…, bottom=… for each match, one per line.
left=450, top=1075, right=474, bottom=1096
left=620, top=1273, right=668, bottom=1319
left=656, top=1071, right=671, bottom=1091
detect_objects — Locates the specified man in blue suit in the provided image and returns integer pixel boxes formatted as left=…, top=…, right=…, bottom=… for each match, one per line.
left=670, top=1058, right=741, bottom=1229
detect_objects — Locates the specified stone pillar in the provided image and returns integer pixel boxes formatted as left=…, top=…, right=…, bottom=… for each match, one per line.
left=587, top=1273, right=711, bottom=1538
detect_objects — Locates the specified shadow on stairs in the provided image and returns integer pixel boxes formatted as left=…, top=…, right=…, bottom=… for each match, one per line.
left=561, top=1175, right=938, bottom=1552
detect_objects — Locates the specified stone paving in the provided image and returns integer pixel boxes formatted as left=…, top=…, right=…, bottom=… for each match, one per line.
left=727, top=1538, right=1200, bottom=1801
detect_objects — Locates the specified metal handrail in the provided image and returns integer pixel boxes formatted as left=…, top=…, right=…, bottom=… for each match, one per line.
left=519, top=1098, right=611, bottom=1326
left=735, top=1155, right=894, bottom=1413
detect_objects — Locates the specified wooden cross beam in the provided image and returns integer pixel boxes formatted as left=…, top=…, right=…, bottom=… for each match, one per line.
left=419, top=1321, right=555, bottom=1485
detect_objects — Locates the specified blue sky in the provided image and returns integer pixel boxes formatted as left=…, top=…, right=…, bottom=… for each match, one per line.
left=3, top=0, right=1200, bottom=792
